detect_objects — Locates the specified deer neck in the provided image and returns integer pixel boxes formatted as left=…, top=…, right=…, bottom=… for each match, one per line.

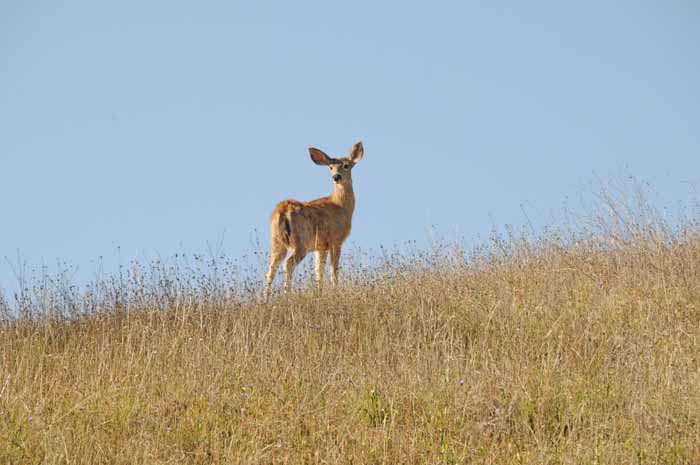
left=330, top=182, right=355, bottom=215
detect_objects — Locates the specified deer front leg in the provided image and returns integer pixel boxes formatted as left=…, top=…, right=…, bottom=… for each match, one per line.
left=330, top=245, right=342, bottom=287
left=315, top=250, right=328, bottom=293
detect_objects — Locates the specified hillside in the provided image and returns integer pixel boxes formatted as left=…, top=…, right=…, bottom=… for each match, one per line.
left=2, top=192, right=699, bottom=464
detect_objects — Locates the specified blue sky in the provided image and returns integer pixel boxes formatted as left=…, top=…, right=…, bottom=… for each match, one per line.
left=1, top=1, right=699, bottom=288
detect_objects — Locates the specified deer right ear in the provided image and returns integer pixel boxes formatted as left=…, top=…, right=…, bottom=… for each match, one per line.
left=349, top=141, right=364, bottom=163
left=309, top=147, right=331, bottom=166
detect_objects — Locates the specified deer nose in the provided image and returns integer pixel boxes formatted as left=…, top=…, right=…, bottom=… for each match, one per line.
left=333, top=174, right=342, bottom=182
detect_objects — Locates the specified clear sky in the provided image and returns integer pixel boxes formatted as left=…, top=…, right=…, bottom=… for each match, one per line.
left=1, top=1, right=699, bottom=289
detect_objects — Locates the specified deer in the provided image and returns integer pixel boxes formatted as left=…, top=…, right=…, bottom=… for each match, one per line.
left=263, top=141, right=364, bottom=302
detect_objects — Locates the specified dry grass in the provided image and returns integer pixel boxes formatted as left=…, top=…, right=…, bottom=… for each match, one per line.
left=2, top=182, right=700, bottom=464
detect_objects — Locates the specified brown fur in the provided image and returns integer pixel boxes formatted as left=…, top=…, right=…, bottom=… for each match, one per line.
left=264, top=142, right=364, bottom=301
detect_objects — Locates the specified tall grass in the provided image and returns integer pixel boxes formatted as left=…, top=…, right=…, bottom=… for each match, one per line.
left=1, top=180, right=699, bottom=464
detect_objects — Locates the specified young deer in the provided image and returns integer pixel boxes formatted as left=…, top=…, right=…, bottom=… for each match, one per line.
left=263, top=141, right=364, bottom=302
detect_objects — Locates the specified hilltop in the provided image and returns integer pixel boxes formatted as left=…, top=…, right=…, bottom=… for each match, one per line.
left=2, top=187, right=699, bottom=464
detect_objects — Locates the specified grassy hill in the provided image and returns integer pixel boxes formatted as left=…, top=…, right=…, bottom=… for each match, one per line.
left=2, top=188, right=699, bottom=464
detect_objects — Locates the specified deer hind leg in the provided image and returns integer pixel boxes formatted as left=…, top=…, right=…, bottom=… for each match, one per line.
left=315, top=249, right=328, bottom=293
left=330, top=245, right=342, bottom=287
left=284, top=248, right=307, bottom=294
left=264, top=243, right=287, bottom=302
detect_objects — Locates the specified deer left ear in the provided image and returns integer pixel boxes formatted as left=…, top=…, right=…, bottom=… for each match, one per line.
left=349, top=141, right=364, bottom=163
left=309, top=147, right=332, bottom=166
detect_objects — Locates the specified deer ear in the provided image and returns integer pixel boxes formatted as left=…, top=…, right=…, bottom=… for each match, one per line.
left=309, top=147, right=331, bottom=166
left=349, top=141, right=364, bottom=163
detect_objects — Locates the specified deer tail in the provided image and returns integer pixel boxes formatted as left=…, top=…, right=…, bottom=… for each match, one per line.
left=274, top=209, right=293, bottom=246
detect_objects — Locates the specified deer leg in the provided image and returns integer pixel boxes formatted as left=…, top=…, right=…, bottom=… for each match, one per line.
left=330, top=245, right=342, bottom=287
left=264, top=244, right=287, bottom=302
left=315, top=250, right=328, bottom=293
left=284, top=248, right=306, bottom=294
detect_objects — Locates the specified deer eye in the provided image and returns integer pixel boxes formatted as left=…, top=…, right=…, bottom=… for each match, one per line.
left=343, top=164, right=349, bottom=169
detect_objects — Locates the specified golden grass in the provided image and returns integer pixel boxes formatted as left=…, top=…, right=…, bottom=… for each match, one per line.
left=2, top=184, right=700, bottom=464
